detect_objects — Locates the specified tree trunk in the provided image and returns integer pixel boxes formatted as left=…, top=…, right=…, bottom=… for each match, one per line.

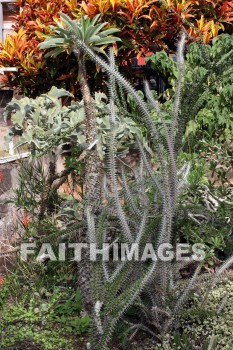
left=75, top=50, right=102, bottom=314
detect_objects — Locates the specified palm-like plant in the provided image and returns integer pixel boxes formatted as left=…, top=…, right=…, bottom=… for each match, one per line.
left=38, top=13, right=120, bottom=313
left=39, top=13, right=120, bottom=146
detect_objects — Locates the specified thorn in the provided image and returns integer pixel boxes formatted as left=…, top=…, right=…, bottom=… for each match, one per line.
left=87, top=140, right=98, bottom=150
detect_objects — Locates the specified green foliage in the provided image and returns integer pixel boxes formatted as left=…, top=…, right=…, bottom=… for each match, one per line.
left=179, top=281, right=233, bottom=350
left=5, top=88, right=150, bottom=159
left=4, top=86, right=84, bottom=152
left=0, top=286, right=89, bottom=349
left=52, top=289, right=90, bottom=334
left=0, top=271, right=23, bottom=309
left=146, top=51, right=178, bottom=93
left=153, top=333, right=215, bottom=350
left=153, top=280, right=233, bottom=349
left=0, top=282, right=10, bottom=310
left=38, top=13, right=121, bottom=56
left=175, top=153, right=233, bottom=263
left=146, top=34, right=233, bottom=147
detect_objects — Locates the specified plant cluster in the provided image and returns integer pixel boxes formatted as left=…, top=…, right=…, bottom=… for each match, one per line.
left=1, top=0, right=233, bottom=95
left=78, top=0, right=233, bottom=46
left=4, top=87, right=148, bottom=160
left=146, top=33, right=233, bottom=148
left=179, top=280, right=233, bottom=350
left=3, top=23, right=233, bottom=350
left=1, top=11, right=233, bottom=350
left=0, top=278, right=89, bottom=349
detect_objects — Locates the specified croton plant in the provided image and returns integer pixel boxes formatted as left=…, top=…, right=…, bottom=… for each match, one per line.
left=0, top=0, right=232, bottom=95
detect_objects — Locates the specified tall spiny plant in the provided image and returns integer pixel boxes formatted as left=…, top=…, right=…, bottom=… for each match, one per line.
left=80, top=36, right=183, bottom=349
left=71, top=36, right=233, bottom=350
left=38, top=13, right=120, bottom=312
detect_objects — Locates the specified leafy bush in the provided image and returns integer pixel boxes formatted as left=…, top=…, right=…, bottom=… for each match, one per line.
left=4, top=88, right=149, bottom=159
left=0, top=283, right=89, bottom=349
left=152, top=282, right=233, bottom=349
left=174, top=153, right=233, bottom=263
left=180, top=280, right=233, bottom=350
left=1, top=0, right=233, bottom=94
left=147, top=34, right=233, bottom=147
